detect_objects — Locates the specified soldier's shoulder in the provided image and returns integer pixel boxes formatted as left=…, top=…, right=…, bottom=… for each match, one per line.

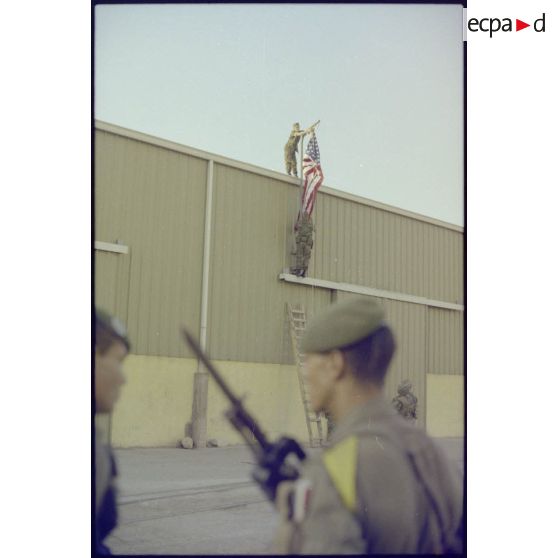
left=318, top=434, right=361, bottom=512
left=319, top=431, right=415, bottom=512
left=322, top=429, right=405, bottom=476
left=356, top=430, right=411, bottom=471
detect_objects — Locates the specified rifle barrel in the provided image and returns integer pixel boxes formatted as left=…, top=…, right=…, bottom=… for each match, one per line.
left=181, top=328, right=239, bottom=403
left=181, top=326, right=271, bottom=450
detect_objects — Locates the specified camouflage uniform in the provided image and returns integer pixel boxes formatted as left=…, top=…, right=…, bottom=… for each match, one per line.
left=392, top=380, right=418, bottom=422
left=284, top=123, right=304, bottom=177
left=290, top=213, right=314, bottom=277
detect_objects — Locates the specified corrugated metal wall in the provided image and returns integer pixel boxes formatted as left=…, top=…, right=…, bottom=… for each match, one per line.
left=95, top=126, right=462, bottom=381
left=202, top=162, right=462, bottom=365
left=95, top=130, right=207, bottom=357
left=311, top=194, right=463, bottom=304
left=427, top=307, right=464, bottom=375
left=207, top=163, right=332, bottom=363
left=94, top=249, right=131, bottom=326
left=94, top=250, right=120, bottom=316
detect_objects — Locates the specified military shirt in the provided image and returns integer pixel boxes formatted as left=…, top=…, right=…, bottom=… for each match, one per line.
left=280, top=397, right=463, bottom=554
left=95, top=429, right=119, bottom=554
left=285, top=133, right=302, bottom=155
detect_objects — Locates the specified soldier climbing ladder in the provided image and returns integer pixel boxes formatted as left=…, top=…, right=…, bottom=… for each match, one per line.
left=286, top=302, right=326, bottom=447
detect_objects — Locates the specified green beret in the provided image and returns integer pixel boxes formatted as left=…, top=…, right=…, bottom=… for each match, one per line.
left=301, top=297, right=386, bottom=354
left=96, top=308, right=130, bottom=351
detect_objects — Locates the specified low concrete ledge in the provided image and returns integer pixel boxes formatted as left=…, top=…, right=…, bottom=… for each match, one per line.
left=278, top=273, right=464, bottom=312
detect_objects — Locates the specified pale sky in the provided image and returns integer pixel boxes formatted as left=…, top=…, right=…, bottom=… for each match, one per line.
left=95, top=3, right=463, bottom=225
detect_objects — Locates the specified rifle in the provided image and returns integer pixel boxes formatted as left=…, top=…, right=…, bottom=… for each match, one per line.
left=181, top=327, right=307, bottom=501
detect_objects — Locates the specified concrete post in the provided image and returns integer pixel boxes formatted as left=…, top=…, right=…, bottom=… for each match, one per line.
left=192, top=372, right=209, bottom=447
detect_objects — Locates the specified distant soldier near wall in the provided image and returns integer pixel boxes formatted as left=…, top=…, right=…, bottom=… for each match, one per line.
left=392, top=380, right=418, bottom=423
left=290, top=212, right=314, bottom=277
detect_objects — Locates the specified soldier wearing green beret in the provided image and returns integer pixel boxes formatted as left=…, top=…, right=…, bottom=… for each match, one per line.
left=273, top=297, right=463, bottom=554
left=95, top=309, right=130, bottom=555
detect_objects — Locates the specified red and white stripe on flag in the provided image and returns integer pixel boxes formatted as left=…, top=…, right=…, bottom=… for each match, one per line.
left=301, top=134, right=324, bottom=217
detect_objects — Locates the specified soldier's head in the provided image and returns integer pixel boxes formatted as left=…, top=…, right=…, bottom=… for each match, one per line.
left=301, top=297, right=396, bottom=414
left=95, top=308, right=130, bottom=414
left=398, top=380, right=412, bottom=395
left=293, top=122, right=300, bottom=130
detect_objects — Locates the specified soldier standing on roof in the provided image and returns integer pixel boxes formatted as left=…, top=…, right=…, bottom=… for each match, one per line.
left=284, top=122, right=306, bottom=177
left=284, top=122, right=318, bottom=177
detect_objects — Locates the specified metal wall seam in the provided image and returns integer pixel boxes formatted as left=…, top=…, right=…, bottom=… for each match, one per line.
left=96, top=128, right=463, bottom=365
left=95, top=120, right=463, bottom=233
left=95, top=130, right=206, bottom=357
left=199, top=160, right=214, bottom=356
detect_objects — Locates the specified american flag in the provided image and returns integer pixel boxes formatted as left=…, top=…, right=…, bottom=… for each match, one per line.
left=301, top=133, right=324, bottom=217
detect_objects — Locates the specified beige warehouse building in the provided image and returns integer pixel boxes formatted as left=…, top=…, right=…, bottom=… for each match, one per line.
left=94, top=120, right=464, bottom=448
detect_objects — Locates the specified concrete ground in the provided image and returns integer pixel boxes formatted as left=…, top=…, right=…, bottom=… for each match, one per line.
left=105, top=438, right=464, bottom=555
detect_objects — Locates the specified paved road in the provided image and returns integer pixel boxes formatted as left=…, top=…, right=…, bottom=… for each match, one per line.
left=105, top=446, right=280, bottom=555
left=105, top=439, right=463, bottom=555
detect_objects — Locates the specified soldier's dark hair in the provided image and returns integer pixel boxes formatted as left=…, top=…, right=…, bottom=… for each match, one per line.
left=340, top=326, right=395, bottom=386
left=96, top=317, right=130, bottom=355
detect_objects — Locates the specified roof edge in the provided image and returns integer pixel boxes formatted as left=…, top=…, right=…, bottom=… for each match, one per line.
left=94, top=120, right=463, bottom=233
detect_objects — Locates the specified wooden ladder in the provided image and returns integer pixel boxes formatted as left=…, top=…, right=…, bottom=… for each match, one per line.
left=286, top=303, right=326, bottom=447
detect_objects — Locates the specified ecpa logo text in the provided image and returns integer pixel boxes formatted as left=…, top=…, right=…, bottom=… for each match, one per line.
left=468, top=13, right=546, bottom=38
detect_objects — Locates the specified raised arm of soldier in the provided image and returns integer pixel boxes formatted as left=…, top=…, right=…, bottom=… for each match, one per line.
left=300, top=125, right=318, bottom=135
left=291, top=121, right=319, bottom=139
left=302, top=120, right=319, bottom=137
left=288, top=122, right=306, bottom=138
